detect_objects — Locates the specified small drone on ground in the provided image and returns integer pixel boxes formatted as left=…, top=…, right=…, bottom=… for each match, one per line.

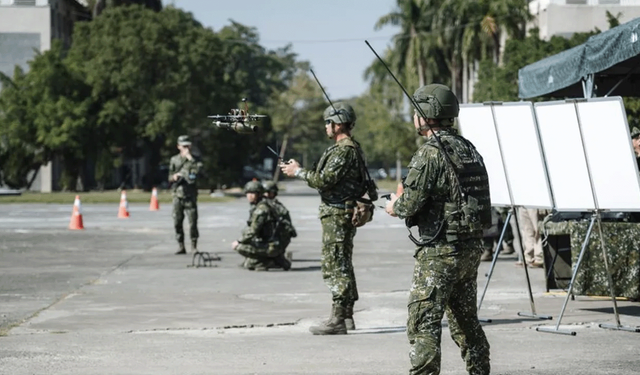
left=207, top=98, right=266, bottom=133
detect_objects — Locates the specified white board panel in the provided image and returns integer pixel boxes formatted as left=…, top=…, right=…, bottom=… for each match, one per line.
left=493, top=103, right=553, bottom=209
left=458, top=105, right=511, bottom=206
left=577, top=98, right=640, bottom=211
left=534, top=102, right=595, bottom=211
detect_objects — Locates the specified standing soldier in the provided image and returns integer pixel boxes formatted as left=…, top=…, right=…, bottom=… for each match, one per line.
left=169, top=135, right=201, bottom=255
left=384, top=84, right=491, bottom=374
left=280, top=102, right=374, bottom=335
left=232, top=181, right=291, bottom=271
left=263, top=180, right=297, bottom=254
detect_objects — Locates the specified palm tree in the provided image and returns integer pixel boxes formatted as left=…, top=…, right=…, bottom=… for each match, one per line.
left=434, top=0, right=531, bottom=100
left=373, top=0, right=448, bottom=89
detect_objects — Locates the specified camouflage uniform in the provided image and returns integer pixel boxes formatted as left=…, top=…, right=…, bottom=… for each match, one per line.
left=169, top=152, right=201, bottom=248
left=264, top=197, right=297, bottom=252
left=298, top=136, right=366, bottom=308
left=235, top=199, right=286, bottom=270
left=393, top=84, right=491, bottom=375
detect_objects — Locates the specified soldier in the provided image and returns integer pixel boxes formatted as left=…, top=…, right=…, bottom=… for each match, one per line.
left=232, top=181, right=291, bottom=271
left=263, top=180, right=297, bottom=253
left=384, top=84, right=491, bottom=375
left=169, top=135, right=202, bottom=255
left=280, top=102, right=373, bottom=335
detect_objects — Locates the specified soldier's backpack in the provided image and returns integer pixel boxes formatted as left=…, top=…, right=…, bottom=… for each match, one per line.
left=351, top=147, right=378, bottom=228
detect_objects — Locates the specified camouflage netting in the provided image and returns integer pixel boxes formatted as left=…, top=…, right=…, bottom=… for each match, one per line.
left=545, top=220, right=640, bottom=300
left=519, top=18, right=640, bottom=99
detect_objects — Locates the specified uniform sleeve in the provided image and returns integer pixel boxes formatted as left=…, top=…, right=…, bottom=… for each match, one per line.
left=238, top=205, right=269, bottom=244
left=393, top=148, right=441, bottom=219
left=168, top=157, right=176, bottom=182
left=298, top=147, right=357, bottom=190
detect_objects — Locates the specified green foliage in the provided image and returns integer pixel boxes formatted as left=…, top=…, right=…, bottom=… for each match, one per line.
left=352, top=89, right=415, bottom=168
left=0, top=41, right=92, bottom=190
left=473, top=28, right=599, bottom=103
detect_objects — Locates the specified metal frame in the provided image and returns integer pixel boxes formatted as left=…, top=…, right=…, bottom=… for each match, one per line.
left=477, top=103, right=553, bottom=322
left=536, top=99, right=640, bottom=335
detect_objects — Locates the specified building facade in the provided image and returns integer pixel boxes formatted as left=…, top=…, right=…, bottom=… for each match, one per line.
left=529, top=0, right=640, bottom=40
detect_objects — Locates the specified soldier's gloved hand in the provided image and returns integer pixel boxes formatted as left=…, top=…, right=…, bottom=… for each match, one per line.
left=385, top=193, right=398, bottom=217
left=231, top=240, right=239, bottom=250
left=280, top=159, right=301, bottom=177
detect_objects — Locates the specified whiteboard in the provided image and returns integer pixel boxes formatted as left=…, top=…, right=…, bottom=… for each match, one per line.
left=493, top=103, right=553, bottom=209
left=458, top=104, right=511, bottom=206
left=534, top=102, right=595, bottom=211
left=576, top=98, right=640, bottom=211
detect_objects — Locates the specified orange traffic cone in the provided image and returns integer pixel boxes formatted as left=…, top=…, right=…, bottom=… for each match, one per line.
left=149, top=187, right=159, bottom=211
left=69, top=195, right=84, bottom=230
left=396, top=182, right=404, bottom=196
left=118, top=190, right=130, bottom=218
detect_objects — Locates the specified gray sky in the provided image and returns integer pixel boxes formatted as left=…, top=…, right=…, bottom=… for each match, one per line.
left=168, top=0, right=399, bottom=100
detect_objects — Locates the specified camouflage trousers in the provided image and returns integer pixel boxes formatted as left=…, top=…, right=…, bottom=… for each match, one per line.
left=236, top=241, right=287, bottom=270
left=172, top=196, right=198, bottom=244
left=407, top=240, right=490, bottom=375
left=320, top=209, right=358, bottom=308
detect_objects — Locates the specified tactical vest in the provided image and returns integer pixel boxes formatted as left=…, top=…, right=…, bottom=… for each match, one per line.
left=249, top=200, right=279, bottom=244
left=316, top=138, right=367, bottom=206
left=414, top=133, right=491, bottom=244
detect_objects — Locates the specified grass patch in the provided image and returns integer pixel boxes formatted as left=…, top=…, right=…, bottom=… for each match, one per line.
left=0, top=190, right=235, bottom=204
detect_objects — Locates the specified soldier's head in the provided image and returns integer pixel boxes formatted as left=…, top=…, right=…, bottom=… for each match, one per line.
left=412, top=84, right=459, bottom=135
left=177, top=135, right=191, bottom=153
left=244, top=180, right=264, bottom=204
left=632, top=127, right=640, bottom=156
left=263, top=180, right=278, bottom=199
left=323, top=102, right=356, bottom=139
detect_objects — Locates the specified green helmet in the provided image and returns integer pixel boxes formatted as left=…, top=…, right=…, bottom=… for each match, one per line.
left=243, top=180, right=264, bottom=194
left=323, top=102, right=356, bottom=128
left=631, top=127, right=640, bottom=139
left=263, top=180, right=278, bottom=193
left=413, top=84, right=459, bottom=126
left=177, top=135, right=191, bottom=146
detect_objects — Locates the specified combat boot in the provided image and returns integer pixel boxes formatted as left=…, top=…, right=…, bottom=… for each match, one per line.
left=274, top=254, right=291, bottom=271
left=309, top=304, right=347, bottom=335
left=345, top=304, right=356, bottom=331
left=175, top=242, right=186, bottom=255
left=480, top=248, right=493, bottom=261
left=191, top=239, right=198, bottom=253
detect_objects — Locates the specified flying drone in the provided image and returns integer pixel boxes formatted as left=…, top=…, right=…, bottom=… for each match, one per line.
left=207, top=98, right=266, bottom=133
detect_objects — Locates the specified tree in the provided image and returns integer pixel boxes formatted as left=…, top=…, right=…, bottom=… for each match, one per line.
left=0, top=41, right=94, bottom=190
left=473, top=28, right=598, bottom=103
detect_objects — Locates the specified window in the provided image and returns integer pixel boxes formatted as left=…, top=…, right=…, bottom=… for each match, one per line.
left=13, top=0, right=37, bottom=5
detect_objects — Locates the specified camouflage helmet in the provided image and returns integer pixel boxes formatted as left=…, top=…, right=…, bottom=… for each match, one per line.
left=323, top=102, right=356, bottom=128
left=413, top=84, right=459, bottom=126
left=263, top=180, right=278, bottom=193
left=631, top=127, right=640, bottom=139
left=177, top=135, right=191, bottom=146
left=243, top=180, right=264, bottom=194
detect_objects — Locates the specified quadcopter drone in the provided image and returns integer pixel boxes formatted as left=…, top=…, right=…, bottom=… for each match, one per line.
left=207, top=98, right=266, bottom=133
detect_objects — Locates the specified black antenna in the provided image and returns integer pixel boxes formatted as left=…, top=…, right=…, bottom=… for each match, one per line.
left=309, top=69, right=346, bottom=125
left=364, top=40, right=464, bottom=197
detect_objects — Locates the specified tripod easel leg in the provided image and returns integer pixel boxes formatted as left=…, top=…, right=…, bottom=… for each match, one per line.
left=537, top=216, right=596, bottom=335
left=594, top=216, right=640, bottom=333
left=513, top=208, right=552, bottom=320
left=477, top=211, right=512, bottom=323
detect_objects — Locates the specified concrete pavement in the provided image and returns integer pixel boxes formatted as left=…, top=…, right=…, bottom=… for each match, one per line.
left=1, top=181, right=639, bottom=374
